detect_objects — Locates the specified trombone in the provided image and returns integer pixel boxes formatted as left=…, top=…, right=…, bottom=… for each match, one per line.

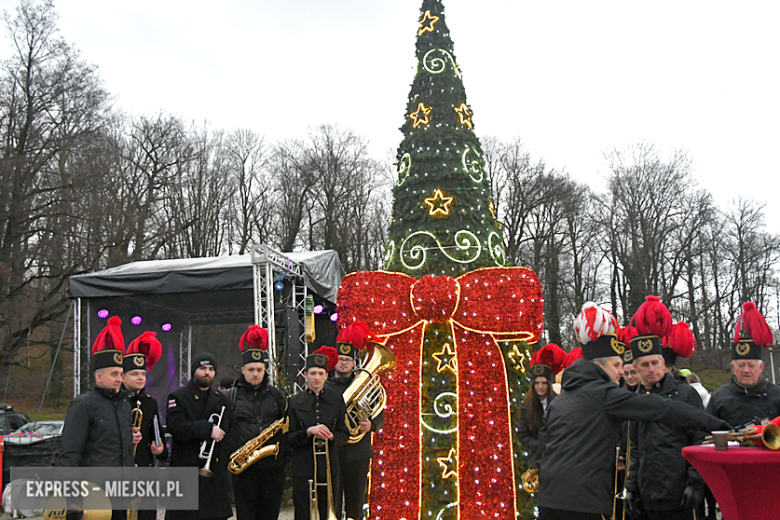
left=309, top=437, right=338, bottom=520
left=199, top=406, right=226, bottom=477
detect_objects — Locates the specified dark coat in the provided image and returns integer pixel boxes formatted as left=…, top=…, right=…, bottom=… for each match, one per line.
left=287, top=385, right=349, bottom=479
left=57, top=386, right=134, bottom=468
left=625, top=372, right=706, bottom=511
left=517, top=391, right=556, bottom=465
left=707, top=377, right=780, bottom=428
left=128, top=388, right=168, bottom=467
left=536, top=358, right=728, bottom=516
left=165, top=380, right=233, bottom=520
left=326, top=374, right=385, bottom=461
left=227, top=375, right=288, bottom=470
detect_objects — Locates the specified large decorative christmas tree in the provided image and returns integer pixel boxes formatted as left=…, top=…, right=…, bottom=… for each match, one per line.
left=384, top=0, right=506, bottom=277
left=337, top=2, right=544, bottom=519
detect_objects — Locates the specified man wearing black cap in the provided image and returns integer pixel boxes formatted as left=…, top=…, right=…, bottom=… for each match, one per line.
left=624, top=334, right=707, bottom=520
left=227, top=326, right=288, bottom=520
left=707, top=303, right=780, bottom=428
left=57, top=316, right=141, bottom=520
left=165, top=352, right=233, bottom=520
left=288, top=347, right=349, bottom=520
left=536, top=303, right=731, bottom=520
left=327, top=325, right=385, bottom=520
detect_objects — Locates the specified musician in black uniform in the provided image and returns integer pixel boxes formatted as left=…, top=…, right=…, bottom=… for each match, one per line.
left=57, top=316, right=141, bottom=520
left=536, top=302, right=731, bottom=520
left=328, top=323, right=385, bottom=520
left=123, top=331, right=168, bottom=520
left=623, top=310, right=706, bottom=520
left=708, top=302, right=780, bottom=428
left=165, top=352, right=234, bottom=520
left=227, top=326, right=288, bottom=520
left=288, top=346, right=349, bottom=520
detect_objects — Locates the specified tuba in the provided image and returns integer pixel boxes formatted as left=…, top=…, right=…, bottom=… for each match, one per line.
left=521, top=468, right=538, bottom=493
left=342, top=343, right=396, bottom=443
left=310, top=437, right=338, bottom=520
left=228, top=416, right=289, bottom=475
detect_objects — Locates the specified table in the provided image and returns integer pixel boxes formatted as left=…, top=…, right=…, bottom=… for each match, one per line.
left=682, top=445, right=780, bottom=520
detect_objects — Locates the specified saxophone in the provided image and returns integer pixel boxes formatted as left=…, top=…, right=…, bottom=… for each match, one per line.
left=228, top=416, right=289, bottom=474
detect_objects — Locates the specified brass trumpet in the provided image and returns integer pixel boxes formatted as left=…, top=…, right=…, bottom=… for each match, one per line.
left=703, top=422, right=780, bottom=450
left=132, top=400, right=143, bottom=457
left=199, top=406, right=226, bottom=477
left=309, top=437, right=338, bottom=520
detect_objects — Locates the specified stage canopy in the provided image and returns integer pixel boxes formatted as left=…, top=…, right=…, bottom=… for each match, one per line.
left=68, top=250, right=345, bottom=323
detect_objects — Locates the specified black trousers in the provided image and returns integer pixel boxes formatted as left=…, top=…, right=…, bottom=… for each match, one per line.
left=539, top=507, right=606, bottom=520
left=335, top=457, right=370, bottom=520
left=293, top=473, right=340, bottom=520
left=232, top=464, right=286, bottom=520
left=646, top=509, right=694, bottom=520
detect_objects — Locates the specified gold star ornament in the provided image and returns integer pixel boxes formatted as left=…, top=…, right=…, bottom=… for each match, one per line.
left=424, top=189, right=454, bottom=217
left=410, top=102, right=432, bottom=128
left=418, top=10, right=440, bottom=35
left=436, top=448, right=458, bottom=480
left=432, top=343, right=457, bottom=374
left=454, top=103, right=473, bottom=129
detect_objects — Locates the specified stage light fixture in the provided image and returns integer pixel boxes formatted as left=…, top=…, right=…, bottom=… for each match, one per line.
left=329, top=312, right=339, bottom=322
left=97, top=309, right=109, bottom=319
left=161, top=323, right=172, bottom=332
left=131, top=316, right=143, bottom=325
left=313, top=304, right=324, bottom=315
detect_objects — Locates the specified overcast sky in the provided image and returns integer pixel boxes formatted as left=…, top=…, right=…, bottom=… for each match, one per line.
left=3, top=0, right=779, bottom=231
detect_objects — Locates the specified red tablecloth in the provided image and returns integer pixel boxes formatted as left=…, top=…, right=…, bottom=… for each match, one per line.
left=682, top=445, right=780, bottom=520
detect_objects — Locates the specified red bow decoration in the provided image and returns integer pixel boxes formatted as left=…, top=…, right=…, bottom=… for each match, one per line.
left=338, top=267, right=543, bottom=520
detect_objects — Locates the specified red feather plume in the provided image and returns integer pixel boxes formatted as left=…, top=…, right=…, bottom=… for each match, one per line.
left=336, top=322, right=370, bottom=351
left=619, top=324, right=638, bottom=345
left=239, top=326, right=269, bottom=352
left=664, top=322, right=697, bottom=359
left=530, top=343, right=567, bottom=375
left=127, top=331, right=163, bottom=371
left=734, top=302, right=774, bottom=347
left=563, top=347, right=583, bottom=368
left=92, top=316, right=124, bottom=355
left=631, top=295, right=673, bottom=338
left=314, top=346, right=339, bottom=372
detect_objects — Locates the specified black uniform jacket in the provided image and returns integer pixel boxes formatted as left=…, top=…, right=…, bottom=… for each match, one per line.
left=517, top=393, right=555, bottom=465
left=166, top=380, right=233, bottom=520
left=537, top=358, right=728, bottom=516
left=227, top=375, right=288, bottom=470
left=707, top=377, right=780, bottom=428
left=626, top=373, right=705, bottom=510
left=57, top=386, right=134, bottom=468
left=326, top=374, right=385, bottom=461
left=128, top=388, right=168, bottom=467
left=287, top=386, right=349, bottom=479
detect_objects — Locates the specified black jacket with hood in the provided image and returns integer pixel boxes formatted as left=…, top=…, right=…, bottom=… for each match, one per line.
left=707, top=377, right=780, bottom=428
left=536, top=358, right=729, bottom=516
